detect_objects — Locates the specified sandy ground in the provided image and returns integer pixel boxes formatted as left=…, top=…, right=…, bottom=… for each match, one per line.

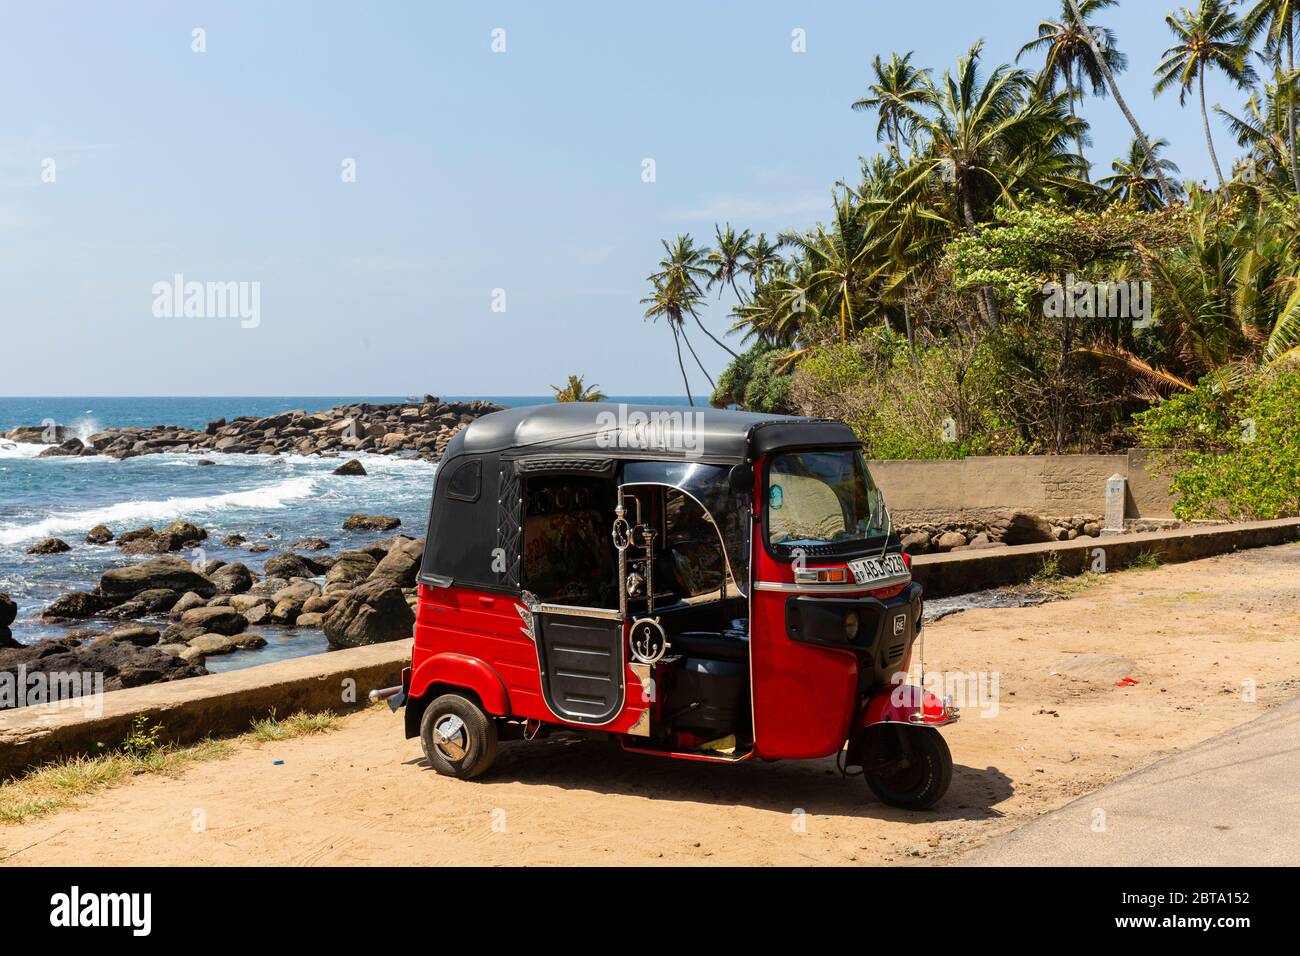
left=3, top=542, right=1299, bottom=867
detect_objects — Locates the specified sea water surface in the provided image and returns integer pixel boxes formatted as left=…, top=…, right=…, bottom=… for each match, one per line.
left=0, top=395, right=688, bottom=671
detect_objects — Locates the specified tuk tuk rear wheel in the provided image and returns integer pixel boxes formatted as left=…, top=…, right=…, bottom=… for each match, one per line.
left=863, top=727, right=952, bottom=810
left=420, top=694, right=498, bottom=779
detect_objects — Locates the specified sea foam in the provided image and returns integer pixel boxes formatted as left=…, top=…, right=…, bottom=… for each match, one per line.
left=0, top=475, right=319, bottom=546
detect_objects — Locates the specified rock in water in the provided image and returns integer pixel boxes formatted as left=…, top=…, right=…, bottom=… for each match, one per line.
left=85, top=524, right=115, bottom=544
left=342, top=514, right=401, bottom=531
left=41, top=591, right=113, bottom=621
left=0, top=640, right=206, bottom=706
left=324, top=550, right=379, bottom=592
left=322, top=578, right=415, bottom=648
left=333, top=458, right=367, bottom=476
left=25, top=537, right=71, bottom=555
left=369, top=538, right=424, bottom=587
left=178, top=606, right=248, bottom=636
left=210, top=562, right=254, bottom=595
left=100, top=557, right=217, bottom=599
left=0, top=592, right=16, bottom=629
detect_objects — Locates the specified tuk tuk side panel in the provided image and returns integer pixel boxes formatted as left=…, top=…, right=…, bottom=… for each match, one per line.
left=412, top=584, right=651, bottom=734
left=749, top=585, right=860, bottom=760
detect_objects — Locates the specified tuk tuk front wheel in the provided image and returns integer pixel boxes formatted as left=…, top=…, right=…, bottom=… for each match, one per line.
left=862, top=726, right=952, bottom=810
left=420, top=694, right=499, bottom=779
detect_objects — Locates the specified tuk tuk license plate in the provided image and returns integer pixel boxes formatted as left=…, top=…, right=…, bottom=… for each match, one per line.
left=847, top=553, right=908, bottom=586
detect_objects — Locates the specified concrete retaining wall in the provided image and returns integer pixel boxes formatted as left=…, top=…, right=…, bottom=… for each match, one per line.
left=0, top=640, right=411, bottom=782
left=910, top=518, right=1300, bottom=598
left=869, top=450, right=1175, bottom=523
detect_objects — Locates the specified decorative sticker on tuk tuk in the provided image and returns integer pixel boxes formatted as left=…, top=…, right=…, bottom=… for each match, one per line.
left=769, top=484, right=784, bottom=510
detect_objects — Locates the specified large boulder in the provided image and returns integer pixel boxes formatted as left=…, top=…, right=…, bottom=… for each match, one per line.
left=41, top=591, right=112, bottom=621
left=85, top=524, right=115, bottom=544
left=178, top=606, right=248, bottom=636
left=0, top=592, right=15, bottom=629
left=900, top=532, right=932, bottom=556
left=169, top=591, right=208, bottom=619
left=332, top=459, right=367, bottom=476
left=93, top=625, right=161, bottom=647
left=369, top=538, right=424, bottom=587
left=0, top=639, right=206, bottom=706
left=25, top=537, right=71, bottom=555
left=184, top=632, right=267, bottom=660
left=343, top=514, right=400, bottom=531
left=263, top=552, right=328, bottom=580
left=210, top=562, right=254, bottom=594
left=100, top=557, right=216, bottom=599
left=322, top=578, right=415, bottom=648
left=988, top=511, right=1056, bottom=546
left=324, top=550, right=378, bottom=593
left=103, top=588, right=180, bottom=619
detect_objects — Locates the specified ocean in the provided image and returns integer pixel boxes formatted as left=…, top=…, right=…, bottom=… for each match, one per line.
left=0, top=395, right=688, bottom=672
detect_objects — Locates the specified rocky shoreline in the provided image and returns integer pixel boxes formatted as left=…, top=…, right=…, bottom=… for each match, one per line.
left=3, top=396, right=503, bottom=462
left=1, top=515, right=426, bottom=709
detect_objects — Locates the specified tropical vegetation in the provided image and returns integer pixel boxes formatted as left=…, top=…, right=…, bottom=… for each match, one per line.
left=639, top=0, right=1300, bottom=514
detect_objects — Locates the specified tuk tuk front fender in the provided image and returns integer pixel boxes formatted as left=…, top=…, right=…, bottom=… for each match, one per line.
left=408, top=652, right=511, bottom=717
left=857, top=683, right=959, bottom=731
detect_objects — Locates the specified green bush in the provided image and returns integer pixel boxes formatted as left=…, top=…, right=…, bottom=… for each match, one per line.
left=789, top=333, right=1024, bottom=459
left=1134, top=370, right=1300, bottom=520
left=710, top=342, right=794, bottom=413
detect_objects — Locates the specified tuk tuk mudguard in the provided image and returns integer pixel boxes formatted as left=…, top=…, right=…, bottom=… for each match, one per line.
left=405, top=652, right=511, bottom=739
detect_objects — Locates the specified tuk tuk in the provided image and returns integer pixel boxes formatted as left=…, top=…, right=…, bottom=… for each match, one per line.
left=382, top=403, right=957, bottom=809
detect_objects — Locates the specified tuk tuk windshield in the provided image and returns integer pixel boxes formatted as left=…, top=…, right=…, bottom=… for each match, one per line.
left=765, top=448, right=887, bottom=555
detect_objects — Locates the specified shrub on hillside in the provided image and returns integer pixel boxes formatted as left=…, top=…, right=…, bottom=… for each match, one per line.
left=1134, top=370, right=1300, bottom=520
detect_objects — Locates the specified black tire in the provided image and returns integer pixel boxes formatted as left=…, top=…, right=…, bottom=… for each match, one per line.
left=419, top=694, right=498, bottom=779
left=864, top=727, right=952, bottom=810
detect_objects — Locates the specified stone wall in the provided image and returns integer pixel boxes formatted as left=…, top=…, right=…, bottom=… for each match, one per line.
left=869, top=451, right=1174, bottom=524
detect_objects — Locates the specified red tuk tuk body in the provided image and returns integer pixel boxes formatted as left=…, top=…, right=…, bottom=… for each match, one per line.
left=395, top=403, right=957, bottom=809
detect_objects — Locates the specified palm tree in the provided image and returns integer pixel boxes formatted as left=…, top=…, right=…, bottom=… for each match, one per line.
left=1242, top=0, right=1300, bottom=193
left=1065, top=0, right=1176, bottom=204
left=1216, top=75, right=1297, bottom=182
left=705, top=223, right=753, bottom=306
left=550, top=375, right=607, bottom=403
left=744, top=233, right=782, bottom=288
left=852, top=51, right=932, bottom=159
left=885, top=42, right=1090, bottom=325
left=652, top=234, right=738, bottom=361
left=641, top=276, right=699, bottom=406
left=1099, top=136, right=1185, bottom=208
left=1154, top=0, right=1258, bottom=189
left=1019, top=0, right=1129, bottom=178
left=779, top=192, right=886, bottom=342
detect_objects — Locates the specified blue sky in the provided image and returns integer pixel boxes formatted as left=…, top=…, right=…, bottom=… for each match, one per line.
left=0, top=0, right=1257, bottom=397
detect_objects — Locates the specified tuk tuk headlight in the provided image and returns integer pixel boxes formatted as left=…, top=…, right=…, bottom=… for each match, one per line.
left=844, top=611, right=861, bottom=641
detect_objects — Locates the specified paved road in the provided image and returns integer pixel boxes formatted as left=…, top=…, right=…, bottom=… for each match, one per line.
left=968, top=693, right=1300, bottom=866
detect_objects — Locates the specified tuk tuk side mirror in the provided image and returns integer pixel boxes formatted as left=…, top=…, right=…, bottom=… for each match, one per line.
left=729, top=463, right=754, bottom=496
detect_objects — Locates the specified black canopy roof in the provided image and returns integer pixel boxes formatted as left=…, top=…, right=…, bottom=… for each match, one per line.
left=455, top=403, right=858, bottom=464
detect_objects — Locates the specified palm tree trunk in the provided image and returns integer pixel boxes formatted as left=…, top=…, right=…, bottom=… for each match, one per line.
left=670, top=323, right=694, bottom=406
left=693, top=311, right=740, bottom=358
left=960, top=186, right=1002, bottom=328
left=1066, top=0, right=1173, bottom=204
left=1200, top=71, right=1227, bottom=190
left=1289, top=31, right=1300, bottom=195
left=903, top=301, right=916, bottom=358
left=1069, top=67, right=1090, bottom=182
left=679, top=325, right=716, bottom=390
